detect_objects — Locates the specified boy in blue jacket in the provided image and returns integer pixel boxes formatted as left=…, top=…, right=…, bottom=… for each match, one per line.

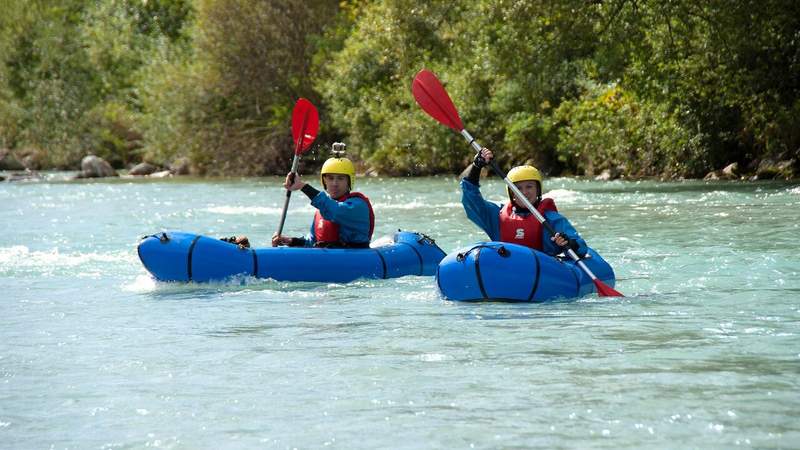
left=461, top=148, right=587, bottom=257
left=272, top=150, right=374, bottom=248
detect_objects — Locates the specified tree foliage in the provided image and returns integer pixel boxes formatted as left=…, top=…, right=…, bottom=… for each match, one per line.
left=0, top=0, right=191, bottom=168
left=1, top=0, right=797, bottom=178
left=137, top=0, right=338, bottom=175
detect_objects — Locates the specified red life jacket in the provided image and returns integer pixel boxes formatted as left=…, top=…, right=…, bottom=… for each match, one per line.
left=313, top=192, right=375, bottom=246
left=498, top=198, right=558, bottom=250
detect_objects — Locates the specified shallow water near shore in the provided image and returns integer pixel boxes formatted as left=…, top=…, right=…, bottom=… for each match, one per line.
left=2, top=174, right=799, bottom=449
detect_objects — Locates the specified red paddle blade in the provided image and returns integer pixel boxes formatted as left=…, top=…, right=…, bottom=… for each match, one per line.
left=291, top=98, right=319, bottom=155
left=411, top=69, right=464, bottom=131
left=594, top=279, right=624, bottom=297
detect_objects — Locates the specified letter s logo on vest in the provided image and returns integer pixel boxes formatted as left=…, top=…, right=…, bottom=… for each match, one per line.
left=515, top=228, right=525, bottom=239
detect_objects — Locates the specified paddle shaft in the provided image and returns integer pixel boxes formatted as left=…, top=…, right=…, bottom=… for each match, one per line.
left=459, top=129, right=605, bottom=283
left=276, top=153, right=301, bottom=236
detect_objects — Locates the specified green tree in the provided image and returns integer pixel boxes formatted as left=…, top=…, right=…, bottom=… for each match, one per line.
left=2, top=0, right=797, bottom=178
left=0, top=0, right=192, bottom=168
left=137, top=0, right=339, bottom=175
left=611, top=0, right=800, bottom=175
left=316, top=1, right=482, bottom=175
left=318, top=0, right=603, bottom=175
left=320, top=0, right=799, bottom=178
left=0, top=1, right=98, bottom=167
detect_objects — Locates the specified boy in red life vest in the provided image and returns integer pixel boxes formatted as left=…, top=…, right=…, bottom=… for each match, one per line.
left=272, top=144, right=375, bottom=249
left=460, top=147, right=587, bottom=257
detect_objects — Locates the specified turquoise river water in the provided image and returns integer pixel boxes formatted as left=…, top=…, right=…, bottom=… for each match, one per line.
left=1, top=174, right=799, bottom=449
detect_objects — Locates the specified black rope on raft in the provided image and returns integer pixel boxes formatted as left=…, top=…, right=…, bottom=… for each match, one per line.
left=456, top=244, right=510, bottom=262
left=140, top=232, right=170, bottom=243
left=416, top=233, right=437, bottom=246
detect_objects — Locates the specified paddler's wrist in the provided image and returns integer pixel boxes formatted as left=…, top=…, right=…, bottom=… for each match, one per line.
left=463, top=163, right=482, bottom=185
left=301, top=183, right=319, bottom=200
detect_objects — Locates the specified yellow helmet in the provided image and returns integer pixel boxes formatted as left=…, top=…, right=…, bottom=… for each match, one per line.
left=506, top=165, right=543, bottom=200
left=320, top=157, right=356, bottom=190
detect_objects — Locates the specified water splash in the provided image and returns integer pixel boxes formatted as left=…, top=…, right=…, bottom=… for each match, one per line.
left=0, top=246, right=135, bottom=275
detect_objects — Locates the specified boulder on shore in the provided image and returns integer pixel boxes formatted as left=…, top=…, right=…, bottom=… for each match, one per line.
left=722, top=162, right=738, bottom=178
left=594, top=166, right=623, bottom=181
left=5, top=169, right=43, bottom=182
left=169, top=157, right=191, bottom=175
left=129, top=162, right=158, bottom=176
left=756, top=158, right=795, bottom=180
left=75, top=155, right=118, bottom=178
left=0, top=149, right=25, bottom=170
left=705, top=162, right=739, bottom=180
left=149, top=170, right=172, bottom=178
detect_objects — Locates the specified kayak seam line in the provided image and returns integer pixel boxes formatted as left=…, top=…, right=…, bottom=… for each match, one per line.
left=474, top=247, right=489, bottom=300
left=373, top=248, right=388, bottom=279
left=187, top=235, right=201, bottom=281
left=527, top=249, right=542, bottom=302
left=396, top=242, right=424, bottom=276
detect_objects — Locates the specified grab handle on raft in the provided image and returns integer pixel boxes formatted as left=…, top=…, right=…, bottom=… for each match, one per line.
left=456, top=244, right=510, bottom=262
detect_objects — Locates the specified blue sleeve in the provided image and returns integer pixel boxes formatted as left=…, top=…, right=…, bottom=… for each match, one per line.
left=309, top=192, right=372, bottom=244
left=460, top=178, right=502, bottom=241
left=541, top=210, right=588, bottom=257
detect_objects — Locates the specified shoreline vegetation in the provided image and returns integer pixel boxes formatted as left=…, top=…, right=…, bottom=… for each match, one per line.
left=3, top=166, right=796, bottom=185
left=1, top=1, right=798, bottom=181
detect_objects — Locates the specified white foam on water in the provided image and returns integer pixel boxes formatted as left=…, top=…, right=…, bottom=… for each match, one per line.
left=418, top=353, right=448, bottom=362
left=686, top=191, right=735, bottom=203
left=122, top=273, right=306, bottom=295
left=0, top=245, right=29, bottom=263
left=545, top=189, right=580, bottom=203
left=205, top=205, right=311, bottom=215
left=0, top=246, right=134, bottom=268
left=209, top=200, right=466, bottom=214
left=373, top=201, right=462, bottom=211
left=404, top=289, right=439, bottom=302
left=123, top=274, right=158, bottom=293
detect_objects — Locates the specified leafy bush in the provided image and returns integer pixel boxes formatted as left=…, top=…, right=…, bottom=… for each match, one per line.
left=135, top=0, right=339, bottom=175
left=0, top=0, right=192, bottom=169
left=555, top=81, right=705, bottom=178
left=1, top=0, right=797, bottom=177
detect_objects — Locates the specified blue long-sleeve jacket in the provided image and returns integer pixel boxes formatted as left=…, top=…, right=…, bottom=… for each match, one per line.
left=298, top=191, right=372, bottom=247
left=460, top=178, right=587, bottom=257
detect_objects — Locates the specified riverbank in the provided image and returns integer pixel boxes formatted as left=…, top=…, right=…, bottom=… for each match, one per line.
left=3, top=165, right=797, bottom=185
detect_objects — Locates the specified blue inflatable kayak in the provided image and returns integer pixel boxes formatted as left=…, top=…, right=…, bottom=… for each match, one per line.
left=436, top=242, right=616, bottom=302
left=137, top=230, right=446, bottom=283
